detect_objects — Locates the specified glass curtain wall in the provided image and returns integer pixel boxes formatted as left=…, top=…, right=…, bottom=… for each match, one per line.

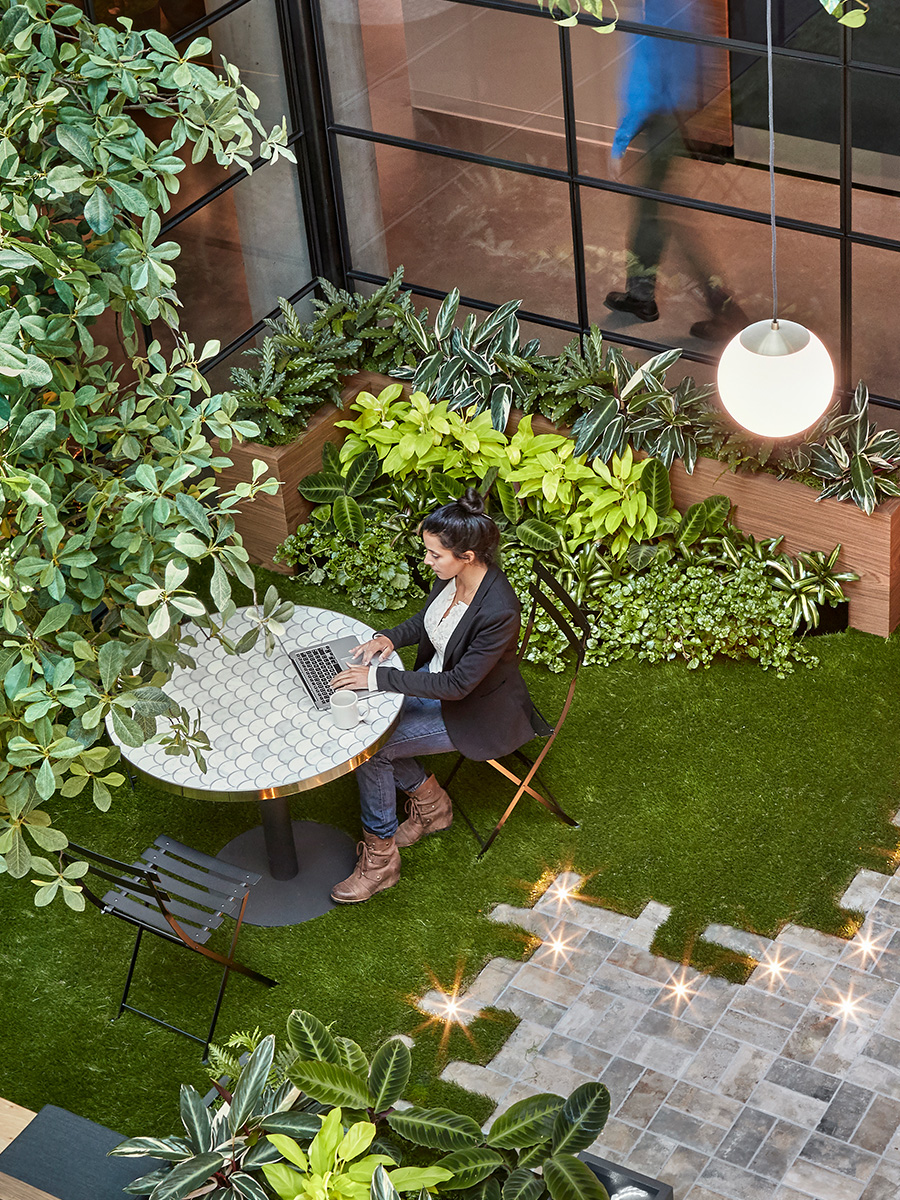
left=310, top=0, right=900, bottom=411
left=84, top=0, right=319, bottom=387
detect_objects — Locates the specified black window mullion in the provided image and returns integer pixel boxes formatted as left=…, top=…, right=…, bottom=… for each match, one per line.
left=840, top=23, right=853, bottom=400
left=559, top=26, right=589, bottom=334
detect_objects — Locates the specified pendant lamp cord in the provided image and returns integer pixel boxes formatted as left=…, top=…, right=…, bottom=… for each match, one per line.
left=767, top=0, right=778, bottom=325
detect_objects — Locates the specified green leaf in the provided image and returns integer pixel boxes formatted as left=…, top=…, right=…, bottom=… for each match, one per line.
left=230, top=1035, right=276, bottom=1133
left=110, top=707, right=145, bottom=749
left=850, top=454, right=876, bottom=514
left=492, top=477, right=520, bottom=524
left=436, top=1147, right=504, bottom=1190
left=345, top=448, right=380, bottom=497
left=84, top=187, right=114, bottom=235
left=289, top=1060, right=371, bottom=1109
left=639, top=457, right=671, bottom=516
left=388, top=1166, right=453, bottom=1191
left=702, top=494, right=731, bottom=531
left=34, top=603, right=73, bottom=638
left=431, top=473, right=464, bottom=506
left=287, top=1007, right=341, bottom=1063
left=487, top=1095, right=565, bottom=1150
left=333, top=495, right=366, bottom=541
left=368, top=1038, right=412, bottom=1114
left=516, top=519, right=559, bottom=553
left=372, top=1164, right=401, bottom=1200
left=625, top=543, right=661, bottom=571
left=543, top=1156, right=608, bottom=1200
left=260, top=1111, right=324, bottom=1140
left=56, top=124, right=93, bottom=166
left=549, top=1083, right=611, bottom=1155
left=175, top=492, right=213, bottom=538
left=336, top=1037, right=370, bottom=1077
left=179, top=1085, right=211, bottom=1155
left=501, top=1168, right=545, bottom=1200
left=299, top=471, right=350, bottom=503
left=145, top=1153, right=226, bottom=1200
left=387, top=1108, right=482, bottom=1152
left=677, top=501, right=709, bottom=548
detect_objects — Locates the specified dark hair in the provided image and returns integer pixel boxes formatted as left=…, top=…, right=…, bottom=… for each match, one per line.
left=420, top=487, right=500, bottom=565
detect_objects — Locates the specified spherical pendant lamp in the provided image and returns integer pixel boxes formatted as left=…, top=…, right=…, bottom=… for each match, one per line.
left=718, top=319, right=834, bottom=439
left=716, top=0, right=834, bottom=439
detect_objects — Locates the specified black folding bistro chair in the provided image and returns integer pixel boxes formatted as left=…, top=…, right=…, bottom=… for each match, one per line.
left=444, top=558, right=588, bottom=856
left=62, top=836, right=277, bottom=1057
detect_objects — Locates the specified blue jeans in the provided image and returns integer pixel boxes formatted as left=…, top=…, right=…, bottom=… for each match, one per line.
left=356, top=692, right=455, bottom=838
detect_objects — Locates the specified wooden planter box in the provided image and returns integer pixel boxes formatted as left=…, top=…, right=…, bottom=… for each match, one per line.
left=214, top=370, right=392, bottom=574
left=668, top=456, right=900, bottom=637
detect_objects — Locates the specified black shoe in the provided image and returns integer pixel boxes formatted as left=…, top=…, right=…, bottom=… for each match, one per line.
left=691, top=296, right=748, bottom=342
left=604, top=290, right=659, bottom=323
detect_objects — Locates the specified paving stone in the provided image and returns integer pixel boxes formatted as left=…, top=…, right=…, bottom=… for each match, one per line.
left=682, top=1032, right=744, bottom=1091
left=863, top=1031, right=900, bottom=1071
left=510, top=962, right=585, bottom=1008
left=817, top=1081, right=873, bottom=1141
left=661, top=980, right=736, bottom=1031
left=715, top=1107, right=776, bottom=1167
left=716, top=1009, right=791, bottom=1054
left=851, top=1093, right=900, bottom=1154
left=875, top=989, right=900, bottom=1039
left=559, top=901, right=635, bottom=940
left=625, top=1128, right=678, bottom=1176
left=466, top=960, right=523, bottom=1006
left=772, top=1189, right=816, bottom=1200
left=730, top=988, right=807, bottom=1030
left=658, top=1144, right=709, bottom=1195
left=748, top=1080, right=829, bottom=1129
left=485, top=1080, right=541, bottom=1122
left=765, top=1058, right=841, bottom=1103
left=533, top=871, right=583, bottom=912
left=538, top=1032, right=612, bottom=1078
left=704, top=923, right=773, bottom=960
left=489, top=902, right=559, bottom=939
left=846, top=1054, right=900, bottom=1102
left=620, top=1026, right=706, bottom=1078
left=531, top=929, right=613, bottom=983
left=798, top=1131, right=879, bottom=1182
left=600, top=1056, right=645, bottom=1110
left=747, top=1119, right=809, bottom=1183
left=782, top=1158, right=866, bottom=1200
left=684, top=1188, right=735, bottom=1200
left=516, top=1055, right=592, bottom=1095
left=592, top=1116, right=642, bottom=1157
left=648, top=1105, right=725, bottom=1155
left=555, top=989, right=644, bottom=1052
left=699, top=1157, right=782, bottom=1200
left=781, top=1009, right=838, bottom=1064
left=775, top=952, right=837, bottom=1006
left=869, top=900, right=900, bottom=932
left=718, top=1046, right=780, bottom=1105
left=816, top=1020, right=877, bottom=1077
left=667, top=1080, right=744, bottom=1130
left=823, top=963, right=898, bottom=1013
left=499, top=986, right=568, bottom=1029
left=840, top=870, right=889, bottom=912
left=606, top=941, right=677, bottom=985
left=440, top=1061, right=510, bottom=1101
left=622, top=901, right=673, bottom=950
left=486, top=1019, right=549, bottom=1078
left=776, top=925, right=850, bottom=960
left=860, top=1172, right=900, bottom=1200
left=590, top=960, right=665, bottom=1006
left=616, top=1068, right=677, bottom=1125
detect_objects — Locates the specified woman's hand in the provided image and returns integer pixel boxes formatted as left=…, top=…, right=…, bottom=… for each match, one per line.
left=350, top=635, right=394, bottom=666
left=330, top=665, right=371, bottom=691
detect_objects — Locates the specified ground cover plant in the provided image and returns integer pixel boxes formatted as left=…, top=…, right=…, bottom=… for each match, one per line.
left=1, top=565, right=898, bottom=1141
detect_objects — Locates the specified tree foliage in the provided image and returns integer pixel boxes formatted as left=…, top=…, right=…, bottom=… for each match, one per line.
left=0, top=0, right=296, bottom=891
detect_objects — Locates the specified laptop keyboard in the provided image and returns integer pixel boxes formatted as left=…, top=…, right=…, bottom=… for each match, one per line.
left=289, top=646, right=344, bottom=709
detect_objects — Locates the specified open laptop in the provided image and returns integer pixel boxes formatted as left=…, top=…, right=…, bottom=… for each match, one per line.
left=288, top=635, right=376, bottom=710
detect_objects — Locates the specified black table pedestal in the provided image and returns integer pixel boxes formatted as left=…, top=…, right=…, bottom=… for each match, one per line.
left=217, top=818, right=358, bottom=927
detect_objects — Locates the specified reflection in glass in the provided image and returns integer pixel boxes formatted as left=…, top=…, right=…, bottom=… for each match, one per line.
left=159, top=156, right=311, bottom=355
left=323, top=0, right=566, bottom=169
left=853, top=245, right=900, bottom=399
left=582, top=187, right=840, bottom=360
left=337, top=137, right=577, bottom=320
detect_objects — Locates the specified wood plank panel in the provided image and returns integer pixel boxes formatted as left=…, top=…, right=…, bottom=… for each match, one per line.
left=0, top=1101, right=36, bottom=1154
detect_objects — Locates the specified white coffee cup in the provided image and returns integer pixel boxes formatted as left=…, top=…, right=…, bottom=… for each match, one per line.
left=330, top=689, right=362, bottom=729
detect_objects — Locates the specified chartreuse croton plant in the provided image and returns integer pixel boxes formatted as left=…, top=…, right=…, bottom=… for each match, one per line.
left=0, top=0, right=295, bottom=897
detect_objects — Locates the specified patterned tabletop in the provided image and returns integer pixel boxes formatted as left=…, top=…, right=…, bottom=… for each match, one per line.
left=106, top=606, right=404, bottom=801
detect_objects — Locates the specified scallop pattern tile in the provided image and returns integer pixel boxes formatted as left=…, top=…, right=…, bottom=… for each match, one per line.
left=106, top=606, right=404, bottom=798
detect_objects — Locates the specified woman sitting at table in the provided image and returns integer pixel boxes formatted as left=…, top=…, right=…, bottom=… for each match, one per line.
left=328, top=488, right=539, bottom=904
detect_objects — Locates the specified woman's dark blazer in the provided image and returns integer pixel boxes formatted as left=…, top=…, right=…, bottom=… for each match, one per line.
left=374, top=564, right=540, bottom=761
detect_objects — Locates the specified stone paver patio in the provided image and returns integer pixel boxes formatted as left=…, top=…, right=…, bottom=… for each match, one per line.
left=420, top=864, right=900, bottom=1200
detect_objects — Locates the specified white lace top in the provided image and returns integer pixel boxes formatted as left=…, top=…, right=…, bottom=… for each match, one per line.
left=423, top=580, right=469, bottom=674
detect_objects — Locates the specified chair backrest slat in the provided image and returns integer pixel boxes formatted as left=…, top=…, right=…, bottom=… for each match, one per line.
left=152, top=835, right=260, bottom=886
left=522, top=559, right=589, bottom=662
left=140, top=847, right=247, bottom=901
left=150, top=869, right=246, bottom=919
left=102, top=890, right=215, bottom=943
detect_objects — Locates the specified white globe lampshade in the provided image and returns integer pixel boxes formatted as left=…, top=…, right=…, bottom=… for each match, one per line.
left=717, top=319, right=834, bottom=439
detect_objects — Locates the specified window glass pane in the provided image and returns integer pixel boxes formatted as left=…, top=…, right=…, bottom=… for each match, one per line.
left=159, top=156, right=311, bottom=354
left=582, top=186, right=840, bottom=358
left=573, top=27, right=840, bottom=227
left=853, top=245, right=900, bottom=397
left=337, top=137, right=577, bottom=319
left=852, top=68, right=900, bottom=241
left=322, top=0, right=567, bottom=169
left=849, top=8, right=900, bottom=69
left=201, top=293, right=317, bottom=393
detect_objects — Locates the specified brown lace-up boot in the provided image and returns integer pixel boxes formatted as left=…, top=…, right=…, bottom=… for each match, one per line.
left=395, top=774, right=453, bottom=848
left=330, top=831, right=400, bottom=904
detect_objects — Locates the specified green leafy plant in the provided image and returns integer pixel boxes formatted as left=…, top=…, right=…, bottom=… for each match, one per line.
left=263, top=1112, right=450, bottom=1200
left=230, top=299, right=358, bottom=446
left=0, top=0, right=297, bottom=890
left=535, top=0, right=619, bottom=33
left=571, top=447, right=662, bottom=557
left=819, top=0, right=869, bottom=27
left=299, top=443, right=383, bottom=540
left=790, top=382, right=900, bottom=514
left=393, top=289, right=543, bottom=431
left=274, top=513, right=422, bottom=612
left=309, top=268, right=426, bottom=376
left=768, top=545, right=858, bottom=631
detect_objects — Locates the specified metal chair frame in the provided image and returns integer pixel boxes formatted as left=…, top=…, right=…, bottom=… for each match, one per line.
left=445, top=558, right=589, bottom=857
left=63, top=836, right=276, bottom=1057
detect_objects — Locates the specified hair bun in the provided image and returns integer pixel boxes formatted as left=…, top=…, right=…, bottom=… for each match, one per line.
left=458, top=487, right=485, bottom=516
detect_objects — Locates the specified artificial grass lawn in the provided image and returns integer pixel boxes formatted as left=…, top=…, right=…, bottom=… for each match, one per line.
left=2, top=568, right=899, bottom=1141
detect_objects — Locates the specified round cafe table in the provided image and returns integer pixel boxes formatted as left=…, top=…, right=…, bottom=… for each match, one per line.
left=106, top=605, right=403, bottom=927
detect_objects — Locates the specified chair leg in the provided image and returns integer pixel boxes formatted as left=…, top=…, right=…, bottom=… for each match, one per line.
left=118, top=927, right=143, bottom=1018
left=202, top=892, right=248, bottom=1059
